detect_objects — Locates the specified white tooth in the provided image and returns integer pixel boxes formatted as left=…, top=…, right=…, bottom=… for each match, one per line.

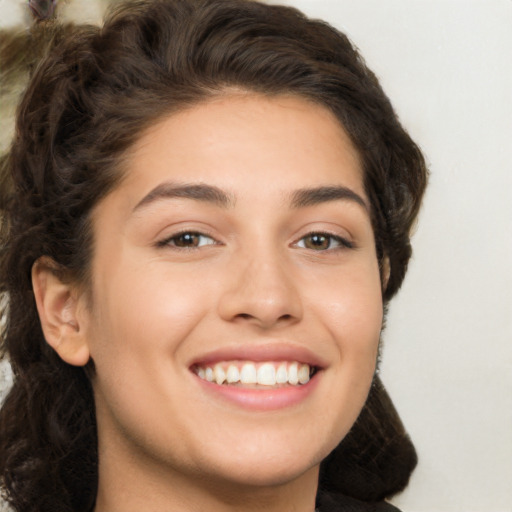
left=214, top=364, right=226, bottom=385
left=288, top=362, right=299, bottom=385
left=226, top=364, right=240, bottom=383
left=276, top=363, right=288, bottom=384
left=197, top=367, right=205, bottom=379
left=240, top=363, right=257, bottom=384
left=205, top=367, right=214, bottom=382
left=298, top=364, right=310, bottom=384
left=257, top=363, right=276, bottom=386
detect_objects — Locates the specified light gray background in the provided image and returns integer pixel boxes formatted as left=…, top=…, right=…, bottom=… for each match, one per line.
left=1, top=1, right=511, bottom=511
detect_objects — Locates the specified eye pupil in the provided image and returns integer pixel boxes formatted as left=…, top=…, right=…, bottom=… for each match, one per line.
left=305, top=234, right=330, bottom=250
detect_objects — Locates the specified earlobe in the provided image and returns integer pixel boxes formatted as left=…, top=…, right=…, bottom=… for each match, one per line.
left=32, top=257, right=90, bottom=367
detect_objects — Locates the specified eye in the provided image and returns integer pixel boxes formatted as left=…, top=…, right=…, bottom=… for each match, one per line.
left=157, top=231, right=217, bottom=249
left=296, top=232, right=353, bottom=251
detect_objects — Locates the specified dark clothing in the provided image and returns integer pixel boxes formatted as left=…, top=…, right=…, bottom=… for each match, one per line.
left=316, top=490, right=402, bottom=512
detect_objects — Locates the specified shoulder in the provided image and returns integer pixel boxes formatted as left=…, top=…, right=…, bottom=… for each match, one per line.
left=316, top=490, right=402, bottom=512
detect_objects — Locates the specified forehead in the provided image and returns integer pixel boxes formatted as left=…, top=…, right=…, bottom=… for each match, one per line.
left=113, top=93, right=366, bottom=210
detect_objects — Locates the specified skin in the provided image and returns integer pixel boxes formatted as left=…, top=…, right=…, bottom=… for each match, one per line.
left=33, top=93, right=384, bottom=512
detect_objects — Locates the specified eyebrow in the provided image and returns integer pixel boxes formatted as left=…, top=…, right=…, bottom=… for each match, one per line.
left=133, top=182, right=234, bottom=211
left=133, top=182, right=367, bottom=213
left=290, top=186, right=368, bottom=210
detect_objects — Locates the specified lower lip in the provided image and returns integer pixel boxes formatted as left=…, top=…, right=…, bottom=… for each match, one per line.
left=193, top=373, right=320, bottom=411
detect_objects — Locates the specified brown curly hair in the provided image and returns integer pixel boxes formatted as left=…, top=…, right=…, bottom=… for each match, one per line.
left=0, top=1, right=427, bottom=510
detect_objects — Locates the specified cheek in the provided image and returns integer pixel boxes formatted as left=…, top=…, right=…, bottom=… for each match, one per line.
left=93, top=258, right=211, bottom=340
left=300, top=264, right=383, bottom=455
left=307, top=260, right=383, bottom=377
left=84, top=262, right=216, bottom=405
left=85, top=262, right=212, bottom=426
left=311, top=260, right=383, bottom=335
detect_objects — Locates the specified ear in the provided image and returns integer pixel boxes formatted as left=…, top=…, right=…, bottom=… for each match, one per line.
left=380, top=256, right=391, bottom=293
left=32, top=257, right=90, bottom=366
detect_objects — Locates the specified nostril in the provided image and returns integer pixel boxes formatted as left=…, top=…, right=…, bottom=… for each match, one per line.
left=235, top=312, right=295, bottom=324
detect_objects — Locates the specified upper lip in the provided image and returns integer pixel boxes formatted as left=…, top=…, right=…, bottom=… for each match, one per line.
left=189, top=342, right=328, bottom=370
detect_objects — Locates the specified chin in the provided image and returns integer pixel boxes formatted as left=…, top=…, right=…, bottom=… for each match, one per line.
left=194, top=435, right=329, bottom=489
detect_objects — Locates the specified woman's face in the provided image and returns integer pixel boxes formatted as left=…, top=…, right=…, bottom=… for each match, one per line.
left=80, top=94, right=383, bottom=491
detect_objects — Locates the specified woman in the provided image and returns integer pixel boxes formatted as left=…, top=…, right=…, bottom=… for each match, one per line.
left=0, top=0, right=427, bottom=510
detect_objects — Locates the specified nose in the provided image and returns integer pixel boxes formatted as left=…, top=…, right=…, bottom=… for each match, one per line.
left=217, top=249, right=303, bottom=329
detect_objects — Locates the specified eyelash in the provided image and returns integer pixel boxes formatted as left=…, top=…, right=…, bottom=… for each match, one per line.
left=156, top=230, right=353, bottom=252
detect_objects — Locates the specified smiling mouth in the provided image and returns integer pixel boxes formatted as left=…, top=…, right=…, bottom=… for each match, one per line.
left=192, top=361, right=318, bottom=388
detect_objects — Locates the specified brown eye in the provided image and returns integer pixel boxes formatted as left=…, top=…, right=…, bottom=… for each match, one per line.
left=159, top=232, right=216, bottom=249
left=173, top=233, right=201, bottom=247
left=304, top=234, right=330, bottom=250
left=297, top=233, right=352, bottom=251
